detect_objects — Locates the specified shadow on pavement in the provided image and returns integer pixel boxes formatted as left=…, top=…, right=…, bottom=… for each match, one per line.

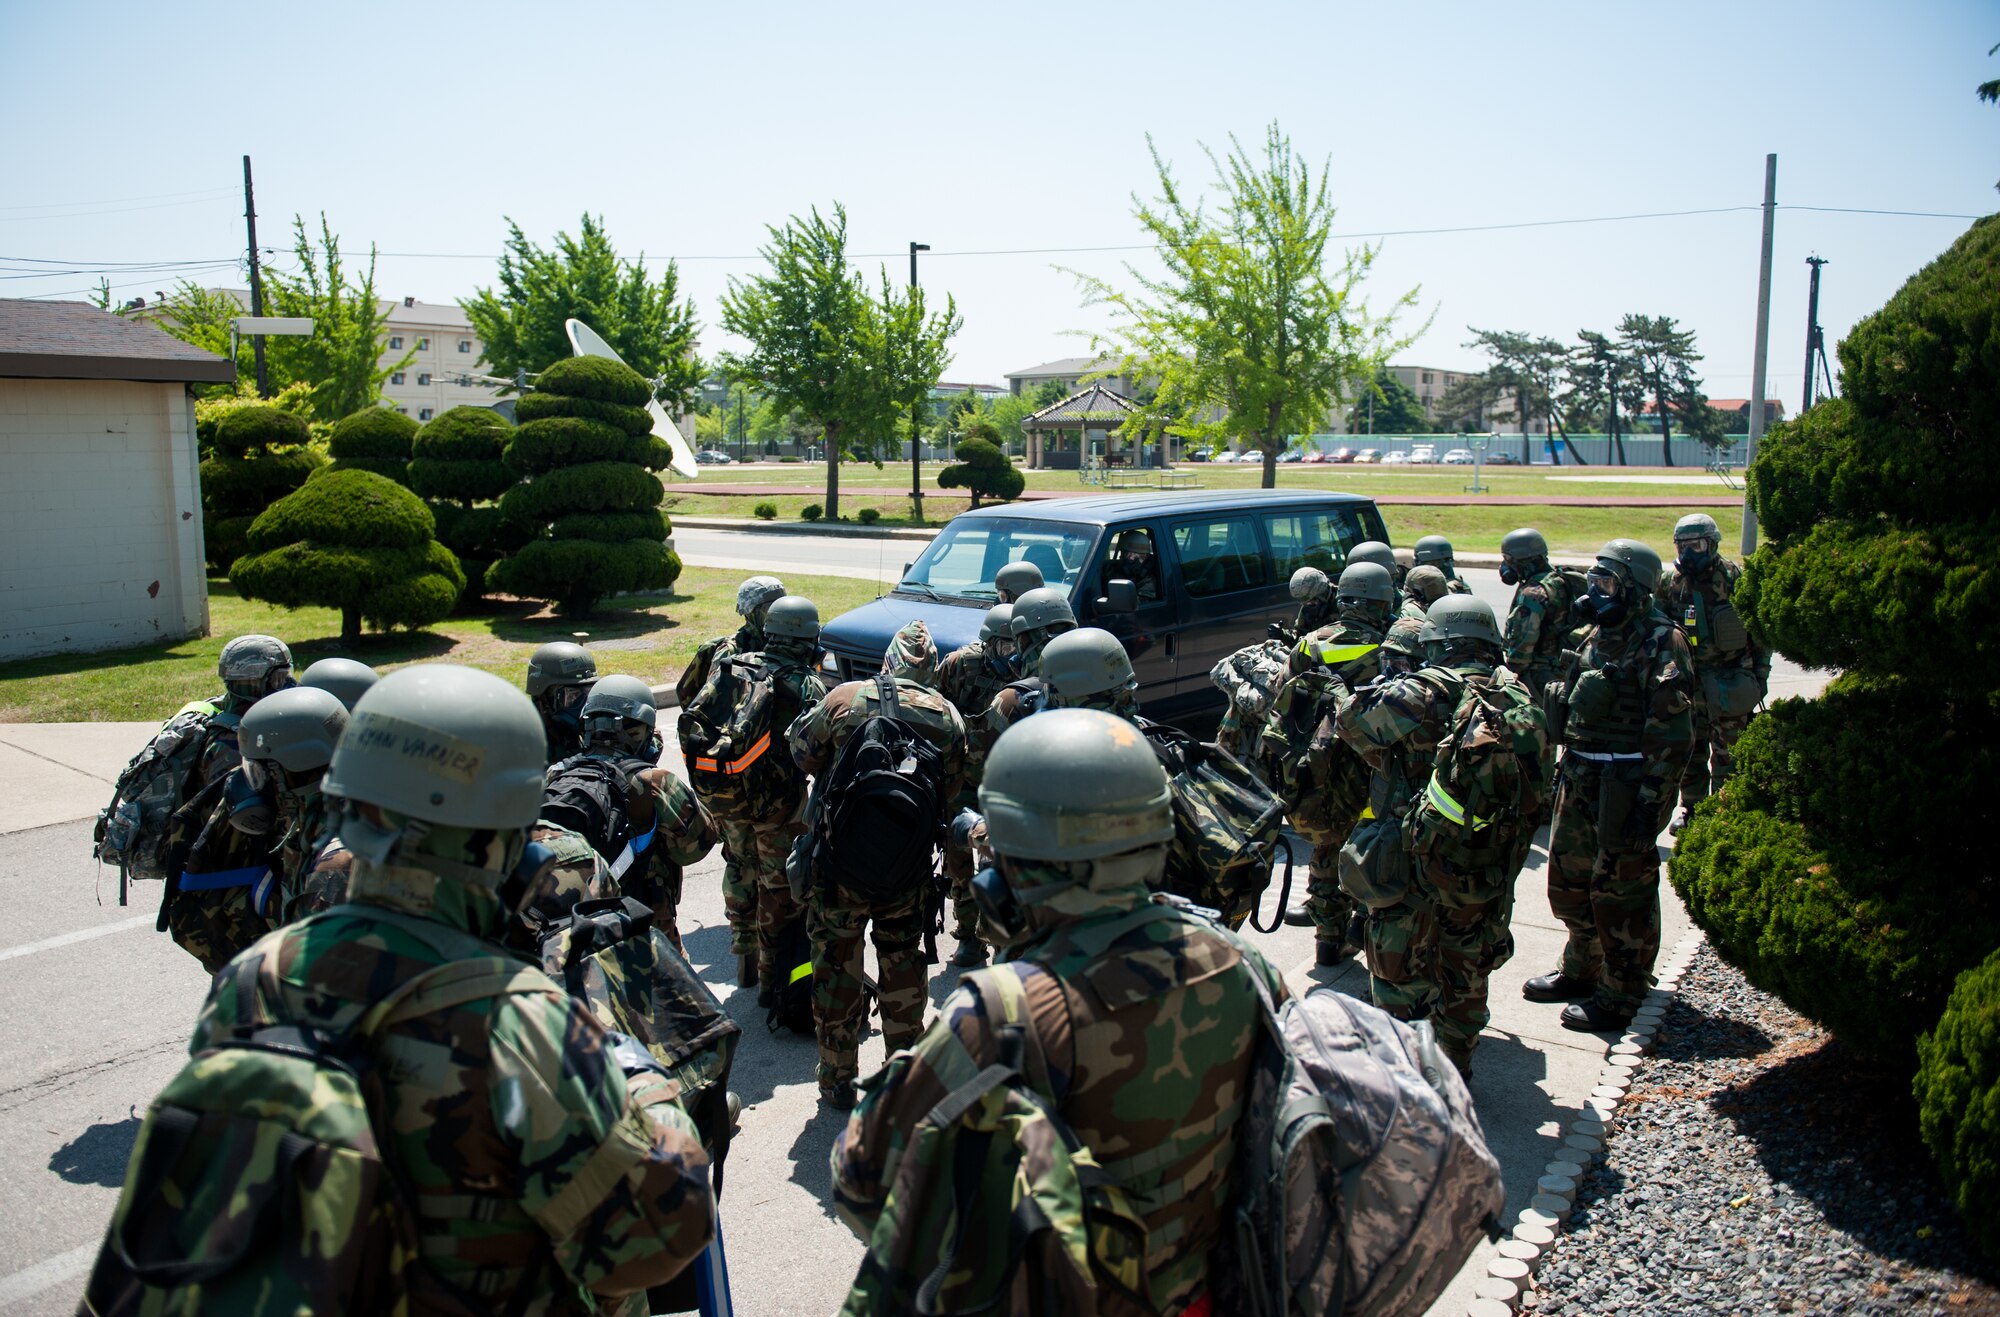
left=786, top=1100, right=852, bottom=1224
left=1460, top=1031, right=1571, bottom=1216
left=50, top=1116, right=141, bottom=1187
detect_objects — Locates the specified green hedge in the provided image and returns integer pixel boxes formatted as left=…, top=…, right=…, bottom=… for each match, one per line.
left=505, top=417, right=654, bottom=474
left=487, top=538, right=680, bottom=616
left=211, top=405, right=309, bottom=458
left=548, top=509, right=669, bottom=542
left=532, top=355, right=653, bottom=406
left=411, top=406, right=514, bottom=464
left=499, top=461, right=664, bottom=522
left=1917, top=949, right=2000, bottom=1260
left=246, top=466, right=435, bottom=551
left=200, top=442, right=326, bottom=570
left=513, top=391, right=654, bottom=435
left=328, top=407, right=418, bottom=461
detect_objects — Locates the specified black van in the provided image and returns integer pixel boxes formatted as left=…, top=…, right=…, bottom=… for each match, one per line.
left=815, top=489, right=1389, bottom=724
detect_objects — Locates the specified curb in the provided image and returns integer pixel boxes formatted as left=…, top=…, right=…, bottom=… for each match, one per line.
left=1463, top=928, right=1706, bottom=1316
left=672, top=516, right=938, bottom=542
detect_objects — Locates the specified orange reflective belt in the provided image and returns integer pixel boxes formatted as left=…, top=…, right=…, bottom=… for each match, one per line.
left=693, top=731, right=771, bottom=775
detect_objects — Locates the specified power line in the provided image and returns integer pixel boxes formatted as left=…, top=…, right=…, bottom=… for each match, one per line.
left=0, top=195, right=247, bottom=224
left=0, top=186, right=236, bottom=213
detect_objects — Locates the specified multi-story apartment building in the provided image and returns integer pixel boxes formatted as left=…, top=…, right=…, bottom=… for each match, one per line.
left=375, top=297, right=501, bottom=422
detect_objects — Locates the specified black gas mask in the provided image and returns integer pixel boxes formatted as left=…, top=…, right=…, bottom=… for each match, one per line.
left=1573, top=566, right=1633, bottom=626
left=971, top=863, right=1027, bottom=949
left=1676, top=538, right=1716, bottom=574
left=1498, top=560, right=1520, bottom=587
left=223, top=762, right=277, bottom=835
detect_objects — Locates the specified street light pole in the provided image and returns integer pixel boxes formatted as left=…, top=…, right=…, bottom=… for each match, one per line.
left=909, top=241, right=930, bottom=523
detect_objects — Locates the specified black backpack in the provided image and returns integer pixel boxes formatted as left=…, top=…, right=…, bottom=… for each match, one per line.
left=541, top=754, right=656, bottom=886
left=767, top=911, right=817, bottom=1037
left=809, top=676, right=948, bottom=904
left=679, top=653, right=806, bottom=826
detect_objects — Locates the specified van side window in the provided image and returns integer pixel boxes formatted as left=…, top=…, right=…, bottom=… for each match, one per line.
left=1173, top=516, right=1267, bottom=597
left=1264, top=509, right=1369, bottom=579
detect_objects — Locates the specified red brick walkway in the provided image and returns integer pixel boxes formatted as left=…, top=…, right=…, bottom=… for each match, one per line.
left=661, top=483, right=1742, bottom=508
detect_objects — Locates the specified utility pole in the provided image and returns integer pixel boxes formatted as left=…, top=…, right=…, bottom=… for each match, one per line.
left=1743, top=153, right=1777, bottom=557
left=908, top=241, right=930, bottom=523
left=241, top=154, right=269, bottom=398
left=1802, top=255, right=1828, bottom=414
left=735, top=385, right=746, bottom=462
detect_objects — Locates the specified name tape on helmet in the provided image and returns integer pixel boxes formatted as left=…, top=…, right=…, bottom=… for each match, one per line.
left=346, top=712, right=486, bottom=785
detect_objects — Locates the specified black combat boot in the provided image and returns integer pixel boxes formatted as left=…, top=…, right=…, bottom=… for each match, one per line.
left=1522, top=970, right=1596, bottom=1002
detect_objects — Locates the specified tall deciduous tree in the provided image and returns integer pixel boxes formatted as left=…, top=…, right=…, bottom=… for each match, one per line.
left=462, top=214, right=701, bottom=415
left=1571, top=330, right=1646, bottom=465
left=719, top=205, right=959, bottom=518
left=1072, top=123, right=1420, bottom=488
left=1617, top=313, right=1708, bottom=466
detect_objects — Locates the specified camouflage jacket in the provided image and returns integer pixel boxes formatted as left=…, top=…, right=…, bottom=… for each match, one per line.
left=830, top=898, right=1289, bottom=1317
left=1504, top=566, right=1578, bottom=678
left=675, top=622, right=764, bottom=706
left=1559, top=608, right=1696, bottom=776
left=937, top=641, right=1013, bottom=724
left=190, top=867, right=715, bottom=1313
left=1330, top=664, right=1452, bottom=806
left=790, top=676, right=969, bottom=801
left=1657, top=557, right=1770, bottom=679
left=1290, top=615, right=1387, bottom=681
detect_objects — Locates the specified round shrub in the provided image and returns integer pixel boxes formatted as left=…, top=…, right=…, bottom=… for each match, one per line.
left=1916, top=949, right=2000, bottom=1260
left=328, top=407, right=418, bottom=462
left=505, top=417, right=654, bottom=475
left=230, top=469, right=463, bottom=643
left=937, top=432, right=1026, bottom=507
left=202, top=448, right=326, bottom=503
left=514, top=391, right=654, bottom=435
left=857, top=507, right=881, bottom=525
left=801, top=503, right=823, bottom=522
left=211, top=405, right=310, bottom=458
left=754, top=502, right=778, bottom=520
left=486, top=355, right=678, bottom=616
left=532, top=355, right=653, bottom=406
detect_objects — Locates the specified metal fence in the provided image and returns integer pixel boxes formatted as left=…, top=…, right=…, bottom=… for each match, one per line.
left=1299, top=433, right=1748, bottom=468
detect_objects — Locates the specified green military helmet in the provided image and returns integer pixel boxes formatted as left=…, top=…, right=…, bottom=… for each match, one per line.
left=1595, top=538, right=1664, bottom=592
left=979, top=709, right=1174, bottom=862
left=525, top=641, right=596, bottom=697
left=1009, top=586, right=1076, bottom=639
left=298, top=657, right=378, bottom=712
left=1413, top=534, right=1456, bottom=570
left=994, top=560, right=1045, bottom=602
left=1381, top=618, right=1425, bottom=663
left=325, top=664, right=548, bottom=829
left=218, top=634, right=294, bottom=703
left=1419, top=595, right=1505, bottom=648
left=240, top=685, right=349, bottom=775
left=1345, top=541, right=1397, bottom=574
left=1501, top=527, right=1549, bottom=562
left=1673, top=512, right=1721, bottom=545
left=580, top=673, right=658, bottom=731
left=735, top=574, right=787, bottom=621
left=1038, top=628, right=1136, bottom=704
left=1290, top=566, right=1330, bottom=601
left=765, top=596, right=821, bottom=640
left=1405, top=565, right=1450, bottom=606
left=1335, top=560, right=1396, bottom=605
left=980, top=604, right=1015, bottom=643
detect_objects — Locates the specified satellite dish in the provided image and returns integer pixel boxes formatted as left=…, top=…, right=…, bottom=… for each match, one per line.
left=564, top=318, right=700, bottom=479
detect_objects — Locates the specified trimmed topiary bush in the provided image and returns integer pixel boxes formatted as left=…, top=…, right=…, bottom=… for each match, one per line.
left=200, top=404, right=324, bottom=570
left=231, top=468, right=464, bottom=644
left=857, top=507, right=881, bottom=525
left=324, top=407, right=419, bottom=485
left=407, top=406, right=522, bottom=602
left=801, top=503, right=823, bottom=522
left=485, top=357, right=680, bottom=617
left=936, top=426, right=1025, bottom=508
left=1672, top=216, right=2000, bottom=1253
left=1917, top=949, right=2000, bottom=1261
left=754, top=501, right=777, bottom=520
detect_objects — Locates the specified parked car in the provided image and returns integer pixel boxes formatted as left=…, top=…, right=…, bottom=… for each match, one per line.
left=1278, top=450, right=1305, bottom=463
left=1353, top=448, right=1382, bottom=464
left=1329, top=447, right=1358, bottom=463
left=695, top=449, right=734, bottom=464
left=819, top=489, right=1389, bottom=725
left=1407, top=445, right=1437, bottom=464
left=1442, top=448, right=1475, bottom=465
left=1184, top=448, right=1211, bottom=462
left=1382, top=451, right=1412, bottom=465
left=1486, top=451, right=1519, bottom=465
left=1302, top=451, right=1330, bottom=464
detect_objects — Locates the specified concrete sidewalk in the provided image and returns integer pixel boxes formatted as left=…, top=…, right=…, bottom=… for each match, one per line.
left=0, top=722, right=156, bottom=834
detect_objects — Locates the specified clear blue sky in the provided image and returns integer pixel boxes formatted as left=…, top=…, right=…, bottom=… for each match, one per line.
left=3, top=1, right=1993, bottom=407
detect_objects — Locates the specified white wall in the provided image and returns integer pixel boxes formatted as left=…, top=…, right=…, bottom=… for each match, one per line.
left=0, top=378, right=209, bottom=661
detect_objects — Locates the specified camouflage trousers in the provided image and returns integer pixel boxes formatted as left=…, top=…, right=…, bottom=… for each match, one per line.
left=1365, top=892, right=1435, bottom=1024
left=716, top=818, right=764, bottom=956
left=1290, top=808, right=1358, bottom=948
left=745, top=823, right=804, bottom=991
left=941, top=840, right=980, bottom=943
left=1547, top=757, right=1679, bottom=1014
left=164, top=882, right=272, bottom=975
left=1415, top=856, right=1517, bottom=1055
left=807, top=885, right=929, bottom=1089
left=1681, top=712, right=1752, bottom=809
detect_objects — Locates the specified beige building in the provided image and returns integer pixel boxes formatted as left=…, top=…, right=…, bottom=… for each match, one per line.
left=377, top=296, right=504, bottom=421
left=0, top=301, right=228, bottom=660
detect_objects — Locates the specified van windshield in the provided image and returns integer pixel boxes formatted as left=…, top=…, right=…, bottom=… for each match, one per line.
left=897, top=518, right=1097, bottom=601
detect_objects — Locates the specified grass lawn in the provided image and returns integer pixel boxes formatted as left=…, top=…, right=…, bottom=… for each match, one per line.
left=0, top=566, right=886, bottom=725
left=1379, top=503, right=1743, bottom=557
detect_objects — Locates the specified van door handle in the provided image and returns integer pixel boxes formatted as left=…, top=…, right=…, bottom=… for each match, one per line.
left=1165, top=633, right=1177, bottom=659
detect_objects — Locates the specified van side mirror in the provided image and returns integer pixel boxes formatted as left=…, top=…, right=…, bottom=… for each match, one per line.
left=1096, top=579, right=1138, bottom=614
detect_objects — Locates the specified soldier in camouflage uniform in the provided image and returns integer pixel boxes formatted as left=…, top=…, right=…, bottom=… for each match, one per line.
left=675, top=575, right=786, bottom=981
left=1279, top=561, right=1397, bottom=964
left=1527, top=539, right=1695, bottom=1031
left=227, top=684, right=351, bottom=923
left=548, top=675, right=718, bottom=948
left=1657, top=512, right=1770, bottom=824
left=729, top=597, right=830, bottom=1001
left=1412, top=534, right=1473, bottom=594
left=971, top=586, right=1074, bottom=755
left=525, top=640, right=598, bottom=765
left=790, top=620, right=969, bottom=1109
left=830, top=709, right=1288, bottom=1317
left=1499, top=526, right=1581, bottom=699
left=159, top=635, right=299, bottom=970
left=1402, top=563, right=1452, bottom=615
left=994, top=559, right=1043, bottom=604
left=1041, top=627, right=1144, bottom=721
left=1328, top=596, right=1549, bottom=1076
left=117, top=664, right=716, bottom=1312
left=938, top=605, right=1017, bottom=968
